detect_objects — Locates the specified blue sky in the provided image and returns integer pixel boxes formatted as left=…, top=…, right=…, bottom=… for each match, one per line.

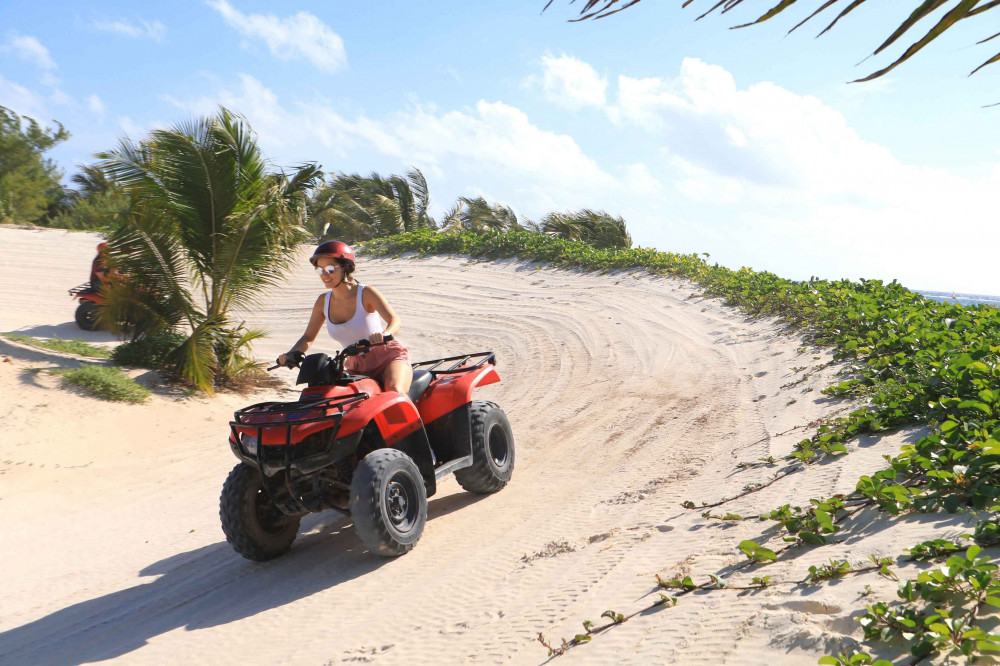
left=2, top=1, right=999, bottom=294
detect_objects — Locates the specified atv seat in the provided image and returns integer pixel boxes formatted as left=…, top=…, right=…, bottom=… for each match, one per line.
left=408, top=369, right=432, bottom=403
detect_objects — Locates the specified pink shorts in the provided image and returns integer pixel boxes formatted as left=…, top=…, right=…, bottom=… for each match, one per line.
left=345, top=340, right=410, bottom=382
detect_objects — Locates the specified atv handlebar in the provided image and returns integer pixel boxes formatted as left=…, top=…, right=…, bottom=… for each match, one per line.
left=340, top=334, right=394, bottom=358
left=268, top=335, right=394, bottom=372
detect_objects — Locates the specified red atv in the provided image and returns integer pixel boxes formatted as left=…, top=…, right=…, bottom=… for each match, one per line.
left=68, top=283, right=104, bottom=331
left=221, top=337, right=515, bottom=560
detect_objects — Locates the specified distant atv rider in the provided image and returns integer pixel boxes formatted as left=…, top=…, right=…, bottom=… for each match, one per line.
left=276, top=241, right=413, bottom=394
left=90, top=242, right=110, bottom=291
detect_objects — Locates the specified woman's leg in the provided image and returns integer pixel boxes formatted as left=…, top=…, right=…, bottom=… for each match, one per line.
left=382, top=360, right=413, bottom=394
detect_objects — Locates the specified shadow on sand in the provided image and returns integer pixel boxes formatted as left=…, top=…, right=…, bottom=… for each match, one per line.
left=5, top=322, right=119, bottom=344
left=0, top=491, right=483, bottom=666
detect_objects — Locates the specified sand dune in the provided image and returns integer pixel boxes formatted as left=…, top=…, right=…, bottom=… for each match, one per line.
left=0, top=226, right=956, bottom=665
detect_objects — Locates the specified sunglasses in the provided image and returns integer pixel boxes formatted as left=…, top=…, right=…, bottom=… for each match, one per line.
left=315, top=264, right=342, bottom=276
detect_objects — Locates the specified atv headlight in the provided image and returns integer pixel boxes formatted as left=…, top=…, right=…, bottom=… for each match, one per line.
left=240, top=433, right=259, bottom=456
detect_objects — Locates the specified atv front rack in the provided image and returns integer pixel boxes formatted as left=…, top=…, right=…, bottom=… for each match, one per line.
left=230, top=393, right=369, bottom=513
left=411, top=351, right=495, bottom=376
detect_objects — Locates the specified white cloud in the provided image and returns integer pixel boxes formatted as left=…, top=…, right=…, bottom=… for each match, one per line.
left=0, top=73, right=49, bottom=118
left=383, top=101, right=616, bottom=192
left=165, top=74, right=627, bottom=219
left=163, top=74, right=329, bottom=153
left=618, top=163, right=663, bottom=198
left=0, top=37, right=74, bottom=113
left=608, top=58, right=902, bottom=192
left=595, top=57, right=1000, bottom=292
left=130, top=57, right=1000, bottom=293
left=49, top=88, right=73, bottom=106
left=206, top=0, right=347, bottom=73
left=2, top=33, right=56, bottom=70
left=92, top=19, right=167, bottom=42
left=87, top=94, right=106, bottom=116
left=117, top=116, right=161, bottom=139
left=526, top=54, right=607, bottom=110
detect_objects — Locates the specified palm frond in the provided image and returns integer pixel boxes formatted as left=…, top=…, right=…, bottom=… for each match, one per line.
left=310, top=168, right=436, bottom=241
left=98, top=207, right=198, bottom=337
left=406, top=168, right=431, bottom=222
left=214, top=322, right=268, bottom=383
left=437, top=200, right=466, bottom=232
left=542, top=209, right=631, bottom=248
left=99, top=106, right=318, bottom=391
left=855, top=0, right=978, bottom=82
left=170, top=314, right=228, bottom=394
left=546, top=0, right=1000, bottom=80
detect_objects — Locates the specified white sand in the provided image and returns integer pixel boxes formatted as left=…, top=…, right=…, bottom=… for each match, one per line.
left=0, top=226, right=966, bottom=665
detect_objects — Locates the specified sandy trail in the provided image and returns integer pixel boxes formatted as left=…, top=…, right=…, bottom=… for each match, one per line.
left=0, top=227, right=954, bottom=665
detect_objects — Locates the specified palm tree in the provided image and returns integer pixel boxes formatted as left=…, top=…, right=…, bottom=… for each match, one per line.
left=541, top=209, right=632, bottom=249
left=312, top=168, right=434, bottom=242
left=70, top=163, right=115, bottom=199
left=96, top=107, right=322, bottom=393
left=544, top=1, right=1000, bottom=82
left=439, top=196, right=521, bottom=233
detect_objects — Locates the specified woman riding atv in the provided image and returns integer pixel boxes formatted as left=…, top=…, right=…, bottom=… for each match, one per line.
left=276, top=241, right=413, bottom=394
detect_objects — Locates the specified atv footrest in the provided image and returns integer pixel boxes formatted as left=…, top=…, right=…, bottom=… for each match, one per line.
left=433, top=454, right=473, bottom=480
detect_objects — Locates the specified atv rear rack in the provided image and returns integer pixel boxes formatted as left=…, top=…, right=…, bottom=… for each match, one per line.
left=230, top=393, right=369, bottom=513
left=411, top=351, right=495, bottom=376
left=68, top=282, right=96, bottom=297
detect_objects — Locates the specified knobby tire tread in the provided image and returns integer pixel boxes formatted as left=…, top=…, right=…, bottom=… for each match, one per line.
left=220, top=463, right=300, bottom=561
left=454, top=400, right=515, bottom=495
left=350, top=449, right=427, bottom=557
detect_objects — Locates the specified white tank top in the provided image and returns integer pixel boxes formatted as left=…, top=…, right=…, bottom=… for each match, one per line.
left=324, top=285, right=383, bottom=348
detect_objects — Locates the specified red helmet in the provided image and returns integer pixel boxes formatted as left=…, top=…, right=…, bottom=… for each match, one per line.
left=310, top=240, right=355, bottom=266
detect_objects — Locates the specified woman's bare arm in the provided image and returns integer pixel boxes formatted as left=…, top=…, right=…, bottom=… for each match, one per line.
left=362, top=286, right=401, bottom=341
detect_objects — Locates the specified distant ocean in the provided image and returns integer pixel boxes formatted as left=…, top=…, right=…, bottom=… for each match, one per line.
left=919, top=291, right=1000, bottom=308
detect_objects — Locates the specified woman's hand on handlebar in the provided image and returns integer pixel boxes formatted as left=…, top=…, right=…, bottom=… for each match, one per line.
left=347, top=334, right=393, bottom=356
left=275, top=350, right=304, bottom=368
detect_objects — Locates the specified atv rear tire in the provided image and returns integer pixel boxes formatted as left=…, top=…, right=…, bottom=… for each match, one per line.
left=220, top=463, right=301, bottom=561
left=75, top=300, right=99, bottom=331
left=454, top=400, right=515, bottom=494
left=350, top=449, right=427, bottom=557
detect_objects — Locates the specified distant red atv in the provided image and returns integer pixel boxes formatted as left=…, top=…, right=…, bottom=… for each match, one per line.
left=222, top=336, right=515, bottom=560
left=68, top=283, right=105, bottom=331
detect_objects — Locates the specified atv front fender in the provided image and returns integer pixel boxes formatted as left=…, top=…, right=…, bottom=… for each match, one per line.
left=338, top=392, right=423, bottom=445
left=346, top=393, right=438, bottom=495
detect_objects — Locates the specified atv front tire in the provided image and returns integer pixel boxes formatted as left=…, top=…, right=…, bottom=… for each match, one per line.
left=455, top=401, right=515, bottom=494
left=220, top=463, right=301, bottom=561
left=75, top=300, right=99, bottom=331
left=350, top=449, right=427, bottom=557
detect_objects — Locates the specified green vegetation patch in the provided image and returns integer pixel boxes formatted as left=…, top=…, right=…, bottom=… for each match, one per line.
left=4, top=333, right=111, bottom=358
left=111, top=331, right=187, bottom=370
left=58, top=365, right=150, bottom=403
left=371, top=230, right=1000, bottom=663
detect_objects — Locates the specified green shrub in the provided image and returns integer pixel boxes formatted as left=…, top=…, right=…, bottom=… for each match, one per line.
left=4, top=334, right=111, bottom=357
left=58, top=365, right=150, bottom=403
left=111, top=332, right=187, bottom=370
left=47, top=190, right=130, bottom=231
